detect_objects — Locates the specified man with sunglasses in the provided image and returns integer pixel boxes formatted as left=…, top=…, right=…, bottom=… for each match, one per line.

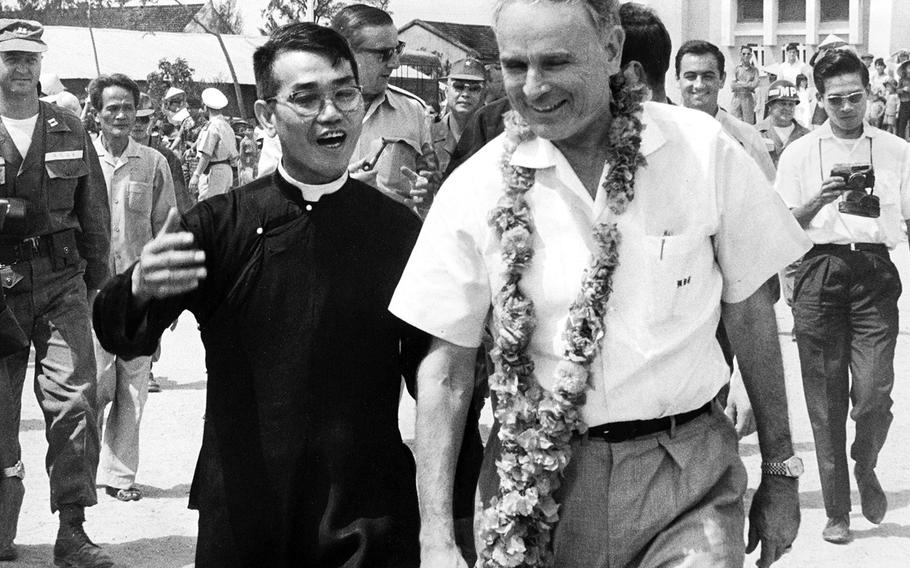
left=432, top=58, right=487, bottom=173
left=776, top=48, right=910, bottom=545
left=92, top=22, right=427, bottom=567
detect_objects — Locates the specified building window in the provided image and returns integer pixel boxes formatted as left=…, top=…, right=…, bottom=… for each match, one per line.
left=737, top=0, right=763, bottom=22
left=778, top=0, right=806, bottom=22
left=820, top=0, right=849, bottom=21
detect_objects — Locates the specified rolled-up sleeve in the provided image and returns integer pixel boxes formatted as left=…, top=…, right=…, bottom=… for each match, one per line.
left=714, top=135, right=812, bottom=303
left=389, top=180, right=492, bottom=348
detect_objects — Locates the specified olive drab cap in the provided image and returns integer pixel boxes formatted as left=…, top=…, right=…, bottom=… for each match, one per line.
left=447, top=58, right=487, bottom=82
left=0, top=19, right=47, bottom=53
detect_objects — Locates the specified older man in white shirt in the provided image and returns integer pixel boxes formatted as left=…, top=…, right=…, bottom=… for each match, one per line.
left=88, top=73, right=175, bottom=503
left=392, top=1, right=812, bottom=567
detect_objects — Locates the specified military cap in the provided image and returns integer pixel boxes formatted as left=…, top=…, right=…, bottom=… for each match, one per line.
left=0, top=19, right=47, bottom=53
left=447, top=58, right=487, bottom=82
left=201, top=87, right=228, bottom=110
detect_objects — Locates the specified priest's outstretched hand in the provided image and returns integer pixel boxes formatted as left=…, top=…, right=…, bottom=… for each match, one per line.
left=131, top=207, right=207, bottom=307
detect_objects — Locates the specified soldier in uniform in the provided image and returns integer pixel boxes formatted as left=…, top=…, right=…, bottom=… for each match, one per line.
left=0, top=19, right=113, bottom=567
left=431, top=58, right=487, bottom=174
left=189, top=88, right=238, bottom=201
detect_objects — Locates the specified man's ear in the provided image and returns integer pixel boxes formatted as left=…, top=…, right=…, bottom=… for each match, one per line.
left=603, top=25, right=626, bottom=77
left=719, top=71, right=727, bottom=89
left=253, top=99, right=277, bottom=138
left=622, top=60, right=652, bottom=102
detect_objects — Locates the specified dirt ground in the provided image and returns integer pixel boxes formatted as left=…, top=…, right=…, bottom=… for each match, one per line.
left=7, top=249, right=910, bottom=567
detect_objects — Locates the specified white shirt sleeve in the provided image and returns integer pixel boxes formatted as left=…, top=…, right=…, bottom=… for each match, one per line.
left=389, top=174, right=492, bottom=348
left=715, top=134, right=812, bottom=303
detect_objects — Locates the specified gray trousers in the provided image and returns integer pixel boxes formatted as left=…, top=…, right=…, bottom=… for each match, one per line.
left=479, top=402, right=746, bottom=568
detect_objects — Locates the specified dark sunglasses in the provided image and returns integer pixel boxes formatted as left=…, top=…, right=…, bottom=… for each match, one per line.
left=358, top=41, right=406, bottom=63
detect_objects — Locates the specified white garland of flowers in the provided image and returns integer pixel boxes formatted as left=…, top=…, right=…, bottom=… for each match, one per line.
left=478, top=80, right=647, bottom=568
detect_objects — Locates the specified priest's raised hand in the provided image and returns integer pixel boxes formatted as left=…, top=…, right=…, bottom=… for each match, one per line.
left=131, top=207, right=207, bottom=306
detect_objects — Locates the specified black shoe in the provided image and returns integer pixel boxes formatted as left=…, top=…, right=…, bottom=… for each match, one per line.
left=53, top=521, right=115, bottom=568
left=855, top=465, right=887, bottom=524
left=0, top=543, right=16, bottom=561
left=822, top=515, right=852, bottom=544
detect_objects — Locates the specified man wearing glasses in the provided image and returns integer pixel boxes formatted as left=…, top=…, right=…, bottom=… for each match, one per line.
left=258, top=5, right=438, bottom=217
left=93, top=22, right=427, bottom=568
left=432, top=58, right=487, bottom=173
left=776, top=49, right=910, bottom=545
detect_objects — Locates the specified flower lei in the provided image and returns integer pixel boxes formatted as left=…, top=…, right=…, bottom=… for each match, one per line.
left=479, top=81, right=647, bottom=568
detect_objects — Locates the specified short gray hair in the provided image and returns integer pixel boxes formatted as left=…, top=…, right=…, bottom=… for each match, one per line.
left=493, top=0, right=621, bottom=36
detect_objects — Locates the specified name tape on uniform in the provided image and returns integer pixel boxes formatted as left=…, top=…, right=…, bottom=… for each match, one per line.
left=45, top=150, right=83, bottom=162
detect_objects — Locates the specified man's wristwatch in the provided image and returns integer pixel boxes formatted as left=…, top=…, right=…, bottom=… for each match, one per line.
left=761, top=455, right=804, bottom=478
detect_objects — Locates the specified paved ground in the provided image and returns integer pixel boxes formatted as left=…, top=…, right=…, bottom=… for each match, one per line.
left=6, top=248, right=910, bottom=567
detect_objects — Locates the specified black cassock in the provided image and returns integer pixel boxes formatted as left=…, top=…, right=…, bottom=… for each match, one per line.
left=93, top=173, right=427, bottom=567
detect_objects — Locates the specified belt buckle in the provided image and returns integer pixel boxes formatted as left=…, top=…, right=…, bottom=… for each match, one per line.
left=849, top=243, right=857, bottom=251
left=22, top=236, right=39, bottom=254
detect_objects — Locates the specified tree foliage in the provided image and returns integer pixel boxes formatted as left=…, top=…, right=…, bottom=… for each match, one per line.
left=146, top=57, right=200, bottom=108
left=260, top=0, right=391, bottom=32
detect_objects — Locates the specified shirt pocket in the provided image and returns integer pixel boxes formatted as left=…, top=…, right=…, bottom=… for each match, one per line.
left=126, top=181, right=153, bottom=215
left=45, top=158, right=88, bottom=211
left=643, top=232, right=709, bottom=324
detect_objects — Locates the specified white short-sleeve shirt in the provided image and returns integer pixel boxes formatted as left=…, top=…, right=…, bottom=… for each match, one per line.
left=775, top=121, right=910, bottom=248
left=390, top=102, right=811, bottom=424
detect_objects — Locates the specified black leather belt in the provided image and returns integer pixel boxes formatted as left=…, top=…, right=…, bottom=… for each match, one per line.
left=0, top=235, right=53, bottom=265
left=587, top=402, right=712, bottom=443
left=810, top=243, right=888, bottom=254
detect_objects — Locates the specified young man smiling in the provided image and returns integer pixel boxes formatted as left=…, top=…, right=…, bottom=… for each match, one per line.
left=92, top=23, right=426, bottom=567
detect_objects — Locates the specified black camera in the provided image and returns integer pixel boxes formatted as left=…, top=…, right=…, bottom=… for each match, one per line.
left=0, top=198, right=29, bottom=357
left=831, top=163, right=880, bottom=218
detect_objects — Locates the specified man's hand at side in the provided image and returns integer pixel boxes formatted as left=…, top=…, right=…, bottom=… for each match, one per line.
left=747, top=475, right=799, bottom=567
left=131, top=207, right=206, bottom=307
left=722, top=285, right=800, bottom=566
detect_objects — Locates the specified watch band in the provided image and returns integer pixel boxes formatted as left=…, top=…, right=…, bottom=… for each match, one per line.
left=761, top=455, right=803, bottom=477
left=2, top=460, right=24, bottom=479
left=761, top=461, right=790, bottom=476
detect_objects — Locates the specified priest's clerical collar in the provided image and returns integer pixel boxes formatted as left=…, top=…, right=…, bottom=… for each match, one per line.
left=278, top=160, right=347, bottom=202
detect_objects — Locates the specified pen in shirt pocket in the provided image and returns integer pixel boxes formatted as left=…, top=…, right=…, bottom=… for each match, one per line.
left=660, top=230, right=671, bottom=260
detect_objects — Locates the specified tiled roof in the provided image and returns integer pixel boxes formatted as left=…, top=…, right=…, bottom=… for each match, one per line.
left=400, top=20, right=499, bottom=62
left=0, top=3, right=204, bottom=33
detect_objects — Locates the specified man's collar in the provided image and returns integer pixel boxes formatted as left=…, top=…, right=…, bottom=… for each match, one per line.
left=815, top=120, right=880, bottom=140
left=94, top=134, right=141, bottom=162
left=277, top=159, right=347, bottom=202
left=510, top=104, right=666, bottom=169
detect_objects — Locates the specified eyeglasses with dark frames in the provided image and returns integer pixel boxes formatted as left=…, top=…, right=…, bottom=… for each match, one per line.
left=357, top=41, right=406, bottom=63
left=266, top=85, right=363, bottom=117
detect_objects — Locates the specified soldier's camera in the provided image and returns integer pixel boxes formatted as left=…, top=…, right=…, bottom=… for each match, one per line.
left=831, top=164, right=880, bottom=218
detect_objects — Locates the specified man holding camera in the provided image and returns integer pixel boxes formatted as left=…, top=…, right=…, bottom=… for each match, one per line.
left=775, top=49, right=910, bottom=545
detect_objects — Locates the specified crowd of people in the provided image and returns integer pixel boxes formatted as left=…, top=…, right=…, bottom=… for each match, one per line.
left=0, top=1, right=907, bottom=567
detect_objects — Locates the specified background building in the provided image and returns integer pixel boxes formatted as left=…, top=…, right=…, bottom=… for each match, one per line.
left=639, top=0, right=910, bottom=111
